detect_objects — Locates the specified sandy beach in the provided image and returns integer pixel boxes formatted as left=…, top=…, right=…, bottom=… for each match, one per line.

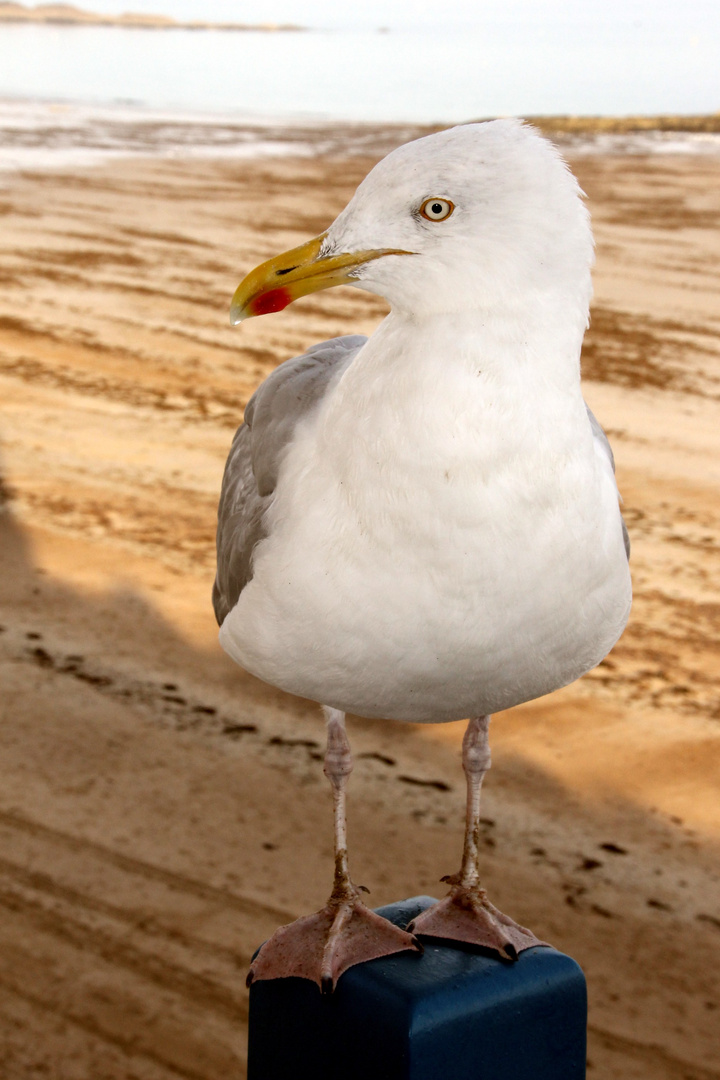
left=0, top=2, right=303, bottom=31
left=0, top=138, right=719, bottom=1078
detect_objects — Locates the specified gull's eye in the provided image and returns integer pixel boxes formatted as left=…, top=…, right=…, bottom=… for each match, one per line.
left=419, top=197, right=454, bottom=222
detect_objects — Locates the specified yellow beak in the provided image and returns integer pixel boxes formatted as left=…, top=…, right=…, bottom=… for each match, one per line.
left=230, top=233, right=414, bottom=324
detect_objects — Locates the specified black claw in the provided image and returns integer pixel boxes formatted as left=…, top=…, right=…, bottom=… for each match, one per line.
left=246, top=970, right=255, bottom=988
left=503, top=943, right=518, bottom=962
left=411, top=935, right=424, bottom=954
left=440, top=874, right=452, bottom=883
left=406, top=919, right=416, bottom=932
left=358, top=884, right=370, bottom=894
left=321, top=975, right=334, bottom=995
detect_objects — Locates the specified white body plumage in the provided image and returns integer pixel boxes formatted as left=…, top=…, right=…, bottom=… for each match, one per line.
left=218, top=121, right=631, bottom=722
left=220, top=314, right=630, bottom=721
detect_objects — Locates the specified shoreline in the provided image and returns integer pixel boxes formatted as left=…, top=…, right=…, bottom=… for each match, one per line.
left=2, top=100, right=720, bottom=175
left=528, top=113, right=720, bottom=135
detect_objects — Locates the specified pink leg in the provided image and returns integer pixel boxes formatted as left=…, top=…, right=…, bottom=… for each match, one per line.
left=408, top=716, right=547, bottom=960
left=247, top=708, right=421, bottom=993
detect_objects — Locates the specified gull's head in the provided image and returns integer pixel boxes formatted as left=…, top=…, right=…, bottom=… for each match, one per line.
left=230, top=120, right=593, bottom=325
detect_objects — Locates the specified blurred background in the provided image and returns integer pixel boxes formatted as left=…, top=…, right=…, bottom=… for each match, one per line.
left=0, top=2, right=719, bottom=1079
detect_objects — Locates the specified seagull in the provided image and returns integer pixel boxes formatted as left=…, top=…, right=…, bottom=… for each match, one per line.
left=213, top=120, right=631, bottom=993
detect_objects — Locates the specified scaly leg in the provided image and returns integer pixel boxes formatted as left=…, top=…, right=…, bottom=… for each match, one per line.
left=408, top=715, right=547, bottom=960
left=247, top=708, right=422, bottom=993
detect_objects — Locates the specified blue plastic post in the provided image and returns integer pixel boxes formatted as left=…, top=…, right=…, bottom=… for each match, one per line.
left=247, top=895, right=587, bottom=1079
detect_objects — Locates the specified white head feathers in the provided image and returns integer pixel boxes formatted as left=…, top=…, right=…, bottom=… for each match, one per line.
left=324, top=120, right=593, bottom=322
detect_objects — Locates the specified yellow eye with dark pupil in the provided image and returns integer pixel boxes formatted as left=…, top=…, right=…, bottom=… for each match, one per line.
left=420, top=197, right=454, bottom=221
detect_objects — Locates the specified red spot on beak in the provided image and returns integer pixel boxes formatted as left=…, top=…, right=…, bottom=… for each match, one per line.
left=250, top=287, right=292, bottom=317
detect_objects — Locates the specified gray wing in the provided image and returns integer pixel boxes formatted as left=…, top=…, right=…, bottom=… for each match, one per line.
left=586, top=403, right=631, bottom=560
left=212, top=334, right=367, bottom=626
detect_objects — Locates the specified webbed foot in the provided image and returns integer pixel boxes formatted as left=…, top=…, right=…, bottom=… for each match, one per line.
left=407, top=876, right=547, bottom=961
left=248, top=885, right=422, bottom=992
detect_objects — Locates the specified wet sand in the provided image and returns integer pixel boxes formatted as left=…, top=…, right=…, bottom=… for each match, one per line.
left=0, top=145, right=719, bottom=1078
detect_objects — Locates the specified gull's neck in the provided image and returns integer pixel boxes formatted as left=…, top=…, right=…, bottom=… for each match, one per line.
left=312, top=302, right=597, bottom=544
left=340, top=302, right=588, bottom=403
left=321, top=303, right=592, bottom=492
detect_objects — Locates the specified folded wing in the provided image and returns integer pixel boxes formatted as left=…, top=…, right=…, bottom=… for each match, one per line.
left=212, top=335, right=367, bottom=625
left=586, top=403, right=630, bottom=560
